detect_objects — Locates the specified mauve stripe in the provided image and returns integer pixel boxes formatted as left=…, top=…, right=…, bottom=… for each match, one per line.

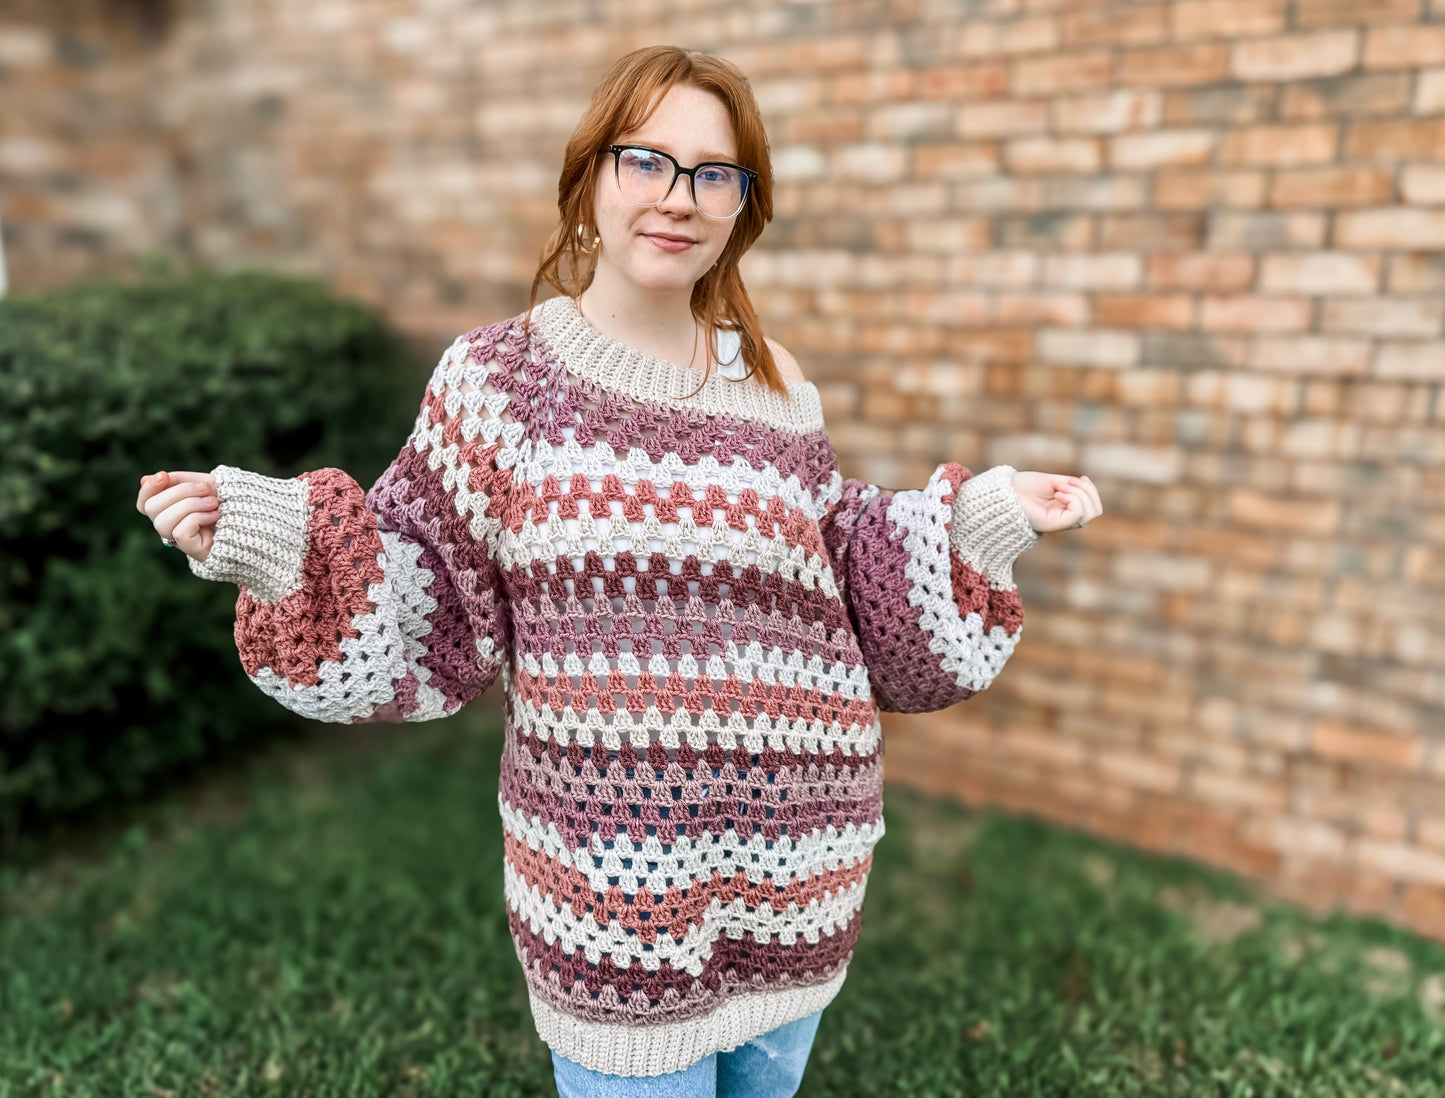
left=506, top=904, right=860, bottom=1027
left=540, top=368, right=840, bottom=497
left=844, top=497, right=970, bottom=713
left=498, top=732, right=884, bottom=851
left=502, top=553, right=854, bottom=635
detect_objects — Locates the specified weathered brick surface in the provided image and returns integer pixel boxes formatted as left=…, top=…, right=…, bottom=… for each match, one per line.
left=2, top=0, right=1443, bottom=940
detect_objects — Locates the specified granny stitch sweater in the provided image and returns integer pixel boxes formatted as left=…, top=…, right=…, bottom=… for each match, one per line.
left=188, top=293, right=1040, bottom=1077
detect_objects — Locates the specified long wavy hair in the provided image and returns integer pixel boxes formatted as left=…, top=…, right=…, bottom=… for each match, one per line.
left=525, top=45, right=783, bottom=395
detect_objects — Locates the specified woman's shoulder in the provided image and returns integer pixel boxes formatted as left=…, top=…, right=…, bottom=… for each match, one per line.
left=762, top=335, right=809, bottom=386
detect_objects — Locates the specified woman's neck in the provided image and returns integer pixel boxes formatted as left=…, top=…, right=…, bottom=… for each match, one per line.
left=576, top=268, right=705, bottom=371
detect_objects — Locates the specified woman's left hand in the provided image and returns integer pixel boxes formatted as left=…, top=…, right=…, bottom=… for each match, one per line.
left=1010, top=471, right=1102, bottom=534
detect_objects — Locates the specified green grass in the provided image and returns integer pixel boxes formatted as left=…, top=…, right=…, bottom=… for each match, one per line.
left=3, top=710, right=1444, bottom=1096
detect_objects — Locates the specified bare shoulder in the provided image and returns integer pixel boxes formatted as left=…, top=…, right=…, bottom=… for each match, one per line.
left=762, top=336, right=809, bottom=386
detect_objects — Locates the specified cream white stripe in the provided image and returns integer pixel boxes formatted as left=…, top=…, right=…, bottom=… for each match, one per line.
left=526, top=966, right=849, bottom=1078
left=502, top=861, right=868, bottom=975
left=507, top=692, right=882, bottom=758
left=244, top=531, right=462, bottom=722
left=886, top=470, right=1021, bottom=693
left=499, top=508, right=841, bottom=599
left=498, top=797, right=885, bottom=896
left=533, top=294, right=826, bottom=435
left=516, top=639, right=872, bottom=703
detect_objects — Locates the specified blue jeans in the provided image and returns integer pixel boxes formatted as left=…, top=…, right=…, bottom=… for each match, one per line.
left=550, top=1009, right=824, bottom=1098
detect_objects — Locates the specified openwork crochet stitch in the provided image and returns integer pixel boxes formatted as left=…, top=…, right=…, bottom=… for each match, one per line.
left=189, top=294, right=1041, bottom=1077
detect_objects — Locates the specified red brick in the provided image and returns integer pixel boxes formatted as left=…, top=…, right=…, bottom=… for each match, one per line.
left=1063, top=4, right=1167, bottom=47
left=1220, top=124, right=1339, bottom=166
left=953, top=17, right=1061, bottom=58
left=994, top=292, right=1091, bottom=326
left=1110, top=129, right=1218, bottom=170
left=945, top=252, right=1040, bottom=287
left=1163, top=83, right=1276, bottom=125
left=1097, top=750, right=1184, bottom=794
left=1250, top=336, right=1372, bottom=375
left=956, top=99, right=1051, bottom=137
left=1012, top=50, right=1114, bottom=95
left=1280, top=73, right=1412, bottom=120
left=1043, top=176, right=1150, bottom=209
left=1148, top=252, right=1255, bottom=290
left=914, top=142, right=998, bottom=179
left=1098, top=213, right=1203, bottom=251
left=1337, top=207, right=1445, bottom=248
left=1005, top=135, right=1102, bottom=173
left=1053, top=89, right=1163, bottom=133
left=1402, top=165, right=1445, bottom=204
left=1119, top=43, right=1231, bottom=87
left=1207, top=211, right=1328, bottom=249
left=1322, top=298, right=1445, bottom=337
left=1171, top=0, right=1288, bottom=40
left=1390, top=253, right=1445, bottom=292
left=1037, top=327, right=1142, bottom=368
left=1200, top=295, right=1313, bottom=332
left=1269, top=167, right=1395, bottom=208
left=998, top=213, right=1094, bottom=250
left=1232, top=30, right=1360, bottom=82
left=1374, top=341, right=1445, bottom=378
left=953, top=177, right=1045, bottom=210
left=1356, top=840, right=1445, bottom=887
left=1259, top=252, right=1381, bottom=294
left=914, top=63, right=1011, bottom=101
left=1364, top=24, right=1445, bottom=69
left=1297, top=0, right=1422, bottom=24
left=1156, top=171, right=1267, bottom=210
left=1347, top=119, right=1445, bottom=160
left=1416, top=68, right=1445, bottom=114
left=1093, top=294, right=1194, bottom=329
left=1044, top=252, right=1145, bottom=290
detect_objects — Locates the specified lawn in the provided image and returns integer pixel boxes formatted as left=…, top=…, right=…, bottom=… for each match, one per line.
left=3, top=708, right=1444, bottom=1096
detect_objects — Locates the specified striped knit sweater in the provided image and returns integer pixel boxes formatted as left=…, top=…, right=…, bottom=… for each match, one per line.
left=188, top=292, right=1040, bottom=1077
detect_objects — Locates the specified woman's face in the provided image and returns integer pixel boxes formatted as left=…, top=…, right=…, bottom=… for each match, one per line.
left=590, top=83, right=744, bottom=295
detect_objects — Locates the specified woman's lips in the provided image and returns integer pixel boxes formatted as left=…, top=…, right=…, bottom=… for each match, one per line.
left=644, top=234, right=695, bottom=253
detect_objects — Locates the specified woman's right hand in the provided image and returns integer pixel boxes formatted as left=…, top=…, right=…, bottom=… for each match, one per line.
left=137, top=470, right=219, bottom=562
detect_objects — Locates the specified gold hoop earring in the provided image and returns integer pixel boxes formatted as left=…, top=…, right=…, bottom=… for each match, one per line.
left=576, top=223, right=600, bottom=254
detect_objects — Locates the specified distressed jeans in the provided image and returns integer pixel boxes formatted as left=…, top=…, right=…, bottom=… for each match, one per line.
left=550, top=1008, right=824, bottom=1098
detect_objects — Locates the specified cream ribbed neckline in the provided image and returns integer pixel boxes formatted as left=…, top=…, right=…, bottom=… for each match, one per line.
left=532, top=294, right=824, bottom=435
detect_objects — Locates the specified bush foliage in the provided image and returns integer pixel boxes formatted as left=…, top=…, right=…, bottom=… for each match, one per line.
left=0, top=269, right=422, bottom=840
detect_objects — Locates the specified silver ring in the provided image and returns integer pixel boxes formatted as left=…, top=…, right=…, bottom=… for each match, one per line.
left=161, top=536, right=176, bottom=548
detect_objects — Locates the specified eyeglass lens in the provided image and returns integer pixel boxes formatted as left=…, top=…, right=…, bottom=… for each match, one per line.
left=615, top=148, right=747, bottom=219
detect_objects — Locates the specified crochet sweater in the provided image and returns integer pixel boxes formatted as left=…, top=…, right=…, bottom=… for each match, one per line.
left=188, top=293, right=1040, bottom=1077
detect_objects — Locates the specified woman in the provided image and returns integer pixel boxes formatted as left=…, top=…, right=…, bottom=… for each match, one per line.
left=137, top=45, right=1101, bottom=1098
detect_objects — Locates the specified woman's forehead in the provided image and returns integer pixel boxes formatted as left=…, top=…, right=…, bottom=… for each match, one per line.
left=621, top=86, right=737, bottom=159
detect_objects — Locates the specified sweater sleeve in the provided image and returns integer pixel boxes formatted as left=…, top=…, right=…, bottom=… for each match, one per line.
left=186, top=326, right=530, bottom=723
left=818, top=462, right=1039, bottom=714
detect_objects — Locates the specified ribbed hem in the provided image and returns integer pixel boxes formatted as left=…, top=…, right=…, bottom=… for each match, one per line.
left=187, top=464, right=311, bottom=603
left=529, top=965, right=849, bottom=1078
left=949, top=464, right=1039, bottom=590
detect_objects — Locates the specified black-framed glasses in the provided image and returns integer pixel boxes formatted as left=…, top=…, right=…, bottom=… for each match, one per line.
left=607, top=144, right=757, bottom=220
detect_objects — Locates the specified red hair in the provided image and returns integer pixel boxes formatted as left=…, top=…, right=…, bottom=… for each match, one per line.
left=526, top=45, right=783, bottom=394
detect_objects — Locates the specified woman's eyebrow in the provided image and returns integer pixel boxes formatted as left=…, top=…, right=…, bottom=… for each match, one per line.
left=623, top=139, right=739, bottom=162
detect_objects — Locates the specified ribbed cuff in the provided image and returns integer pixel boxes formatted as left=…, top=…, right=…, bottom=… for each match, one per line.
left=187, top=464, right=311, bottom=603
left=949, top=464, right=1039, bottom=589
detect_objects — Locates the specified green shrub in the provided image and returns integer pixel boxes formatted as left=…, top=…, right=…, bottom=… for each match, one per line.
left=0, top=269, right=423, bottom=842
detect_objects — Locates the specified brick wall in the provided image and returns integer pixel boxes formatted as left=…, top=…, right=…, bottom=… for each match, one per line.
left=3, top=0, right=1444, bottom=936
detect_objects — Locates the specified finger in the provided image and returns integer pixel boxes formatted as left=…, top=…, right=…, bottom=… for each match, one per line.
left=155, top=494, right=218, bottom=539
left=144, top=480, right=216, bottom=521
left=1075, top=476, right=1102, bottom=513
left=172, top=505, right=220, bottom=545
left=136, top=470, right=170, bottom=512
